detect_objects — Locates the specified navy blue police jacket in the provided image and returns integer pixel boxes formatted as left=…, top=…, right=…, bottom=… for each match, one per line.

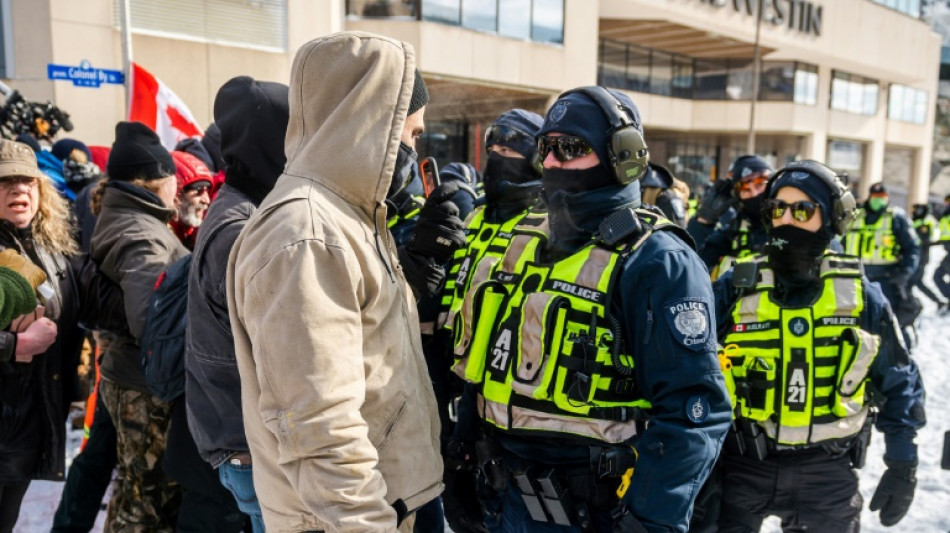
left=500, top=183, right=732, bottom=533
left=713, top=265, right=926, bottom=462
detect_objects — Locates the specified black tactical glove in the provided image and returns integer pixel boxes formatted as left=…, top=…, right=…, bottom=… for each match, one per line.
left=397, top=246, right=445, bottom=299
left=696, top=178, right=736, bottom=225
left=444, top=438, right=477, bottom=472
left=869, top=458, right=917, bottom=526
left=407, top=181, right=467, bottom=265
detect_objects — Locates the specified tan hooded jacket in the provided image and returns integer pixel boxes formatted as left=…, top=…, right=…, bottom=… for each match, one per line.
left=226, top=32, right=443, bottom=532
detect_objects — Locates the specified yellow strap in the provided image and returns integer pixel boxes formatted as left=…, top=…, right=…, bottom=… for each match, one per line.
left=616, top=446, right=638, bottom=499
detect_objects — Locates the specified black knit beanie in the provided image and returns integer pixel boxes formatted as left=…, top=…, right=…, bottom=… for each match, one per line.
left=408, top=69, right=429, bottom=116
left=107, top=122, right=176, bottom=181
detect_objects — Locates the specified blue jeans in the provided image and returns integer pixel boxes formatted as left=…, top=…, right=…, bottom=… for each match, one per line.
left=218, top=463, right=265, bottom=533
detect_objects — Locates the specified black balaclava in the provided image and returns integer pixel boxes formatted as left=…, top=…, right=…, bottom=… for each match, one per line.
left=764, top=169, right=838, bottom=299
left=214, top=76, right=290, bottom=206
left=483, top=109, right=543, bottom=222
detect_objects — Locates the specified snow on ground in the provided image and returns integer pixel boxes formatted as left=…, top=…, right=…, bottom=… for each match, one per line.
left=14, top=252, right=950, bottom=532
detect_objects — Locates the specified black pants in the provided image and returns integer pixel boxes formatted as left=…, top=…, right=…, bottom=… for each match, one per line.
left=51, top=388, right=117, bottom=533
left=934, top=258, right=950, bottom=300
left=164, top=399, right=245, bottom=533
left=718, top=450, right=861, bottom=533
left=0, top=480, right=31, bottom=533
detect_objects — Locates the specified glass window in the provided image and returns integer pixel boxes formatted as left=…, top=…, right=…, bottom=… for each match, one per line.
left=888, top=84, right=929, bottom=124
left=671, top=56, right=693, bottom=98
left=462, top=0, right=497, bottom=33
left=498, top=0, right=531, bottom=40
left=626, top=45, right=651, bottom=93
left=599, top=40, right=628, bottom=90
left=650, top=51, right=673, bottom=96
left=694, top=59, right=729, bottom=100
left=830, top=70, right=878, bottom=116
left=758, top=61, right=795, bottom=101
left=531, top=0, right=564, bottom=44
left=348, top=0, right=417, bottom=17
left=422, top=0, right=461, bottom=25
left=726, top=59, right=754, bottom=100
left=794, top=64, right=818, bottom=105
left=115, top=0, right=288, bottom=50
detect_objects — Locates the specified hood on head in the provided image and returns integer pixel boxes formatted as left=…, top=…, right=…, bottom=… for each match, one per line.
left=283, top=31, right=416, bottom=216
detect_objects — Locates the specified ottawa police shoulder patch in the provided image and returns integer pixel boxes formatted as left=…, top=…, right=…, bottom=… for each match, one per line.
left=663, top=297, right=712, bottom=351
left=686, top=395, right=710, bottom=424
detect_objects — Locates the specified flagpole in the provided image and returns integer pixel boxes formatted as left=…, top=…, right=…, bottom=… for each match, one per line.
left=747, top=0, right=763, bottom=154
left=120, top=0, right=133, bottom=117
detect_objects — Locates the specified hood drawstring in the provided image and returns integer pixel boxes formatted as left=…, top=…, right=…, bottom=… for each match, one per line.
left=373, top=203, right=396, bottom=283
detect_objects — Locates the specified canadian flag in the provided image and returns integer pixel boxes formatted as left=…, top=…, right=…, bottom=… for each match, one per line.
left=128, top=62, right=203, bottom=149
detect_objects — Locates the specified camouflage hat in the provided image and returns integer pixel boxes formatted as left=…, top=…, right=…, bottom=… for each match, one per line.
left=0, top=139, right=46, bottom=180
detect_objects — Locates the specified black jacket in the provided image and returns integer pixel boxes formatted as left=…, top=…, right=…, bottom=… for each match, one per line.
left=0, top=221, right=73, bottom=482
left=184, top=184, right=254, bottom=466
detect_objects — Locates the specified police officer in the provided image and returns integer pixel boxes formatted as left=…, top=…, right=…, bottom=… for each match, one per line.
left=688, top=155, right=773, bottom=279
left=439, top=109, right=545, bottom=533
left=713, top=161, right=926, bottom=532
left=842, top=182, right=920, bottom=346
left=451, top=87, right=730, bottom=532
left=640, top=162, right=689, bottom=228
left=908, top=203, right=946, bottom=308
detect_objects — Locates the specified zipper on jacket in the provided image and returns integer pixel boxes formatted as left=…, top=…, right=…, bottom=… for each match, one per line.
left=374, top=204, right=396, bottom=283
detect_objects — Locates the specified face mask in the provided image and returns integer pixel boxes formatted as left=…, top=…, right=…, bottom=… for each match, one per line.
left=387, top=141, right=417, bottom=201
left=739, top=193, right=765, bottom=222
left=765, top=224, right=830, bottom=285
left=541, top=165, right=616, bottom=195
left=868, top=197, right=888, bottom=212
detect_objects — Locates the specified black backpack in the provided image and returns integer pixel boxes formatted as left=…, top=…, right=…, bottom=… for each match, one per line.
left=141, top=254, right=192, bottom=402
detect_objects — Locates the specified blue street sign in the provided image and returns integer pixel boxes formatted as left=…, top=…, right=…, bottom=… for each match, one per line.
left=47, top=60, right=125, bottom=88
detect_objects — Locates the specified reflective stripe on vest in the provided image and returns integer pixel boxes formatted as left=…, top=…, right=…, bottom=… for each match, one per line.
left=843, top=209, right=899, bottom=265
left=439, top=208, right=547, bottom=330
left=453, top=209, right=676, bottom=443
left=722, top=253, right=880, bottom=446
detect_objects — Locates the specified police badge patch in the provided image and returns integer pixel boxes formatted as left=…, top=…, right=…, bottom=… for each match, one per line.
left=664, top=298, right=711, bottom=351
left=686, top=395, right=710, bottom=424
left=548, top=101, right=569, bottom=126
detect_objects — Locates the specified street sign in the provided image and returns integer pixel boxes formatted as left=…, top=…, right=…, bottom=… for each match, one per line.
left=47, top=60, right=125, bottom=88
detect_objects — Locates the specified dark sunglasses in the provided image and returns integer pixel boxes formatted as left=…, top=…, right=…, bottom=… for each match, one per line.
left=733, top=175, right=769, bottom=193
left=764, top=198, right=819, bottom=222
left=536, top=135, right=593, bottom=163
left=484, top=125, right=532, bottom=152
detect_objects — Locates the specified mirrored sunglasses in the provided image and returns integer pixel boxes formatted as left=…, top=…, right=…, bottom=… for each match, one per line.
left=764, top=198, right=819, bottom=222
left=536, top=135, right=593, bottom=163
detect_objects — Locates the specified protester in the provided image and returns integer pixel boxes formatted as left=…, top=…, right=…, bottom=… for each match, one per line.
left=169, top=151, right=213, bottom=250
left=90, top=122, right=188, bottom=532
left=185, top=75, right=290, bottom=533
left=0, top=139, right=76, bottom=533
left=227, top=31, right=457, bottom=531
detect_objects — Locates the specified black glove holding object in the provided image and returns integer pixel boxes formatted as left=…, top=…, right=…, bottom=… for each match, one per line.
left=869, top=458, right=916, bottom=527
left=407, top=181, right=467, bottom=264
left=696, top=178, right=736, bottom=225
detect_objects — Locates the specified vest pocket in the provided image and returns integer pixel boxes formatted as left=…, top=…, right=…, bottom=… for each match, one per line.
left=453, top=280, right=508, bottom=384
left=734, top=350, right=778, bottom=422
left=511, top=294, right=568, bottom=401
left=831, top=328, right=880, bottom=418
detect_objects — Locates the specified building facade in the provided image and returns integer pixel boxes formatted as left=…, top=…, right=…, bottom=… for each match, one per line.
left=1, top=0, right=939, bottom=203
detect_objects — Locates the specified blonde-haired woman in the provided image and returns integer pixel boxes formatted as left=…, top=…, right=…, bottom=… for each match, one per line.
left=90, top=121, right=187, bottom=532
left=0, top=139, right=76, bottom=533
